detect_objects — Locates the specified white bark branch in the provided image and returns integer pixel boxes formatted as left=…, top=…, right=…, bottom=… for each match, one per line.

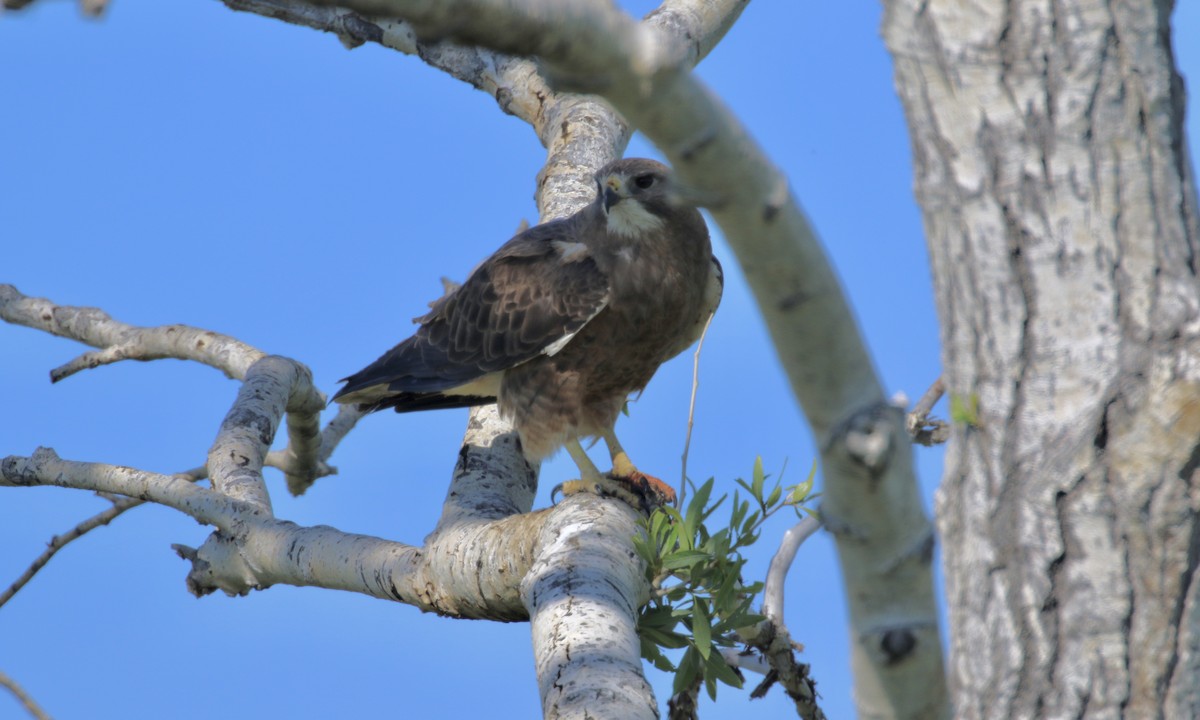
left=2, top=449, right=251, bottom=531
left=278, top=1, right=945, bottom=716
left=716, top=515, right=826, bottom=719
left=0, top=284, right=264, bottom=380
left=2, top=442, right=573, bottom=619
left=205, top=354, right=324, bottom=511
left=266, top=404, right=364, bottom=495
left=761, top=515, right=821, bottom=625
left=521, top=496, right=656, bottom=720
left=216, top=0, right=745, bottom=225
left=0, top=466, right=206, bottom=611
left=0, top=283, right=547, bottom=615
left=238, top=403, right=537, bottom=614
left=1, top=285, right=335, bottom=498
left=0, top=399, right=349, bottom=615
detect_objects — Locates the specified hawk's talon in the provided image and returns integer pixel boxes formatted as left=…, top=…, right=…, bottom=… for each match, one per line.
left=555, top=474, right=670, bottom=513
left=609, top=469, right=677, bottom=508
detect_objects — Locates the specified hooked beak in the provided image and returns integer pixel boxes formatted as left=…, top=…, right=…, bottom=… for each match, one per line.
left=603, top=176, right=624, bottom=211
left=603, top=186, right=621, bottom=211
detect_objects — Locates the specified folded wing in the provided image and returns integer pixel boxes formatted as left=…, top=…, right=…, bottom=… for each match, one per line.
left=333, top=221, right=610, bottom=412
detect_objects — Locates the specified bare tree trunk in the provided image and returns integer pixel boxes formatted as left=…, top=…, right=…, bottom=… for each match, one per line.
left=883, top=0, right=1200, bottom=717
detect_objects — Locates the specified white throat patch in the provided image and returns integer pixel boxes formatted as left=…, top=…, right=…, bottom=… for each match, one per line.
left=606, top=200, right=665, bottom=238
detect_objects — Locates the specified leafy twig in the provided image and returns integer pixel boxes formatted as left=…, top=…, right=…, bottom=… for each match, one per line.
left=635, top=458, right=822, bottom=713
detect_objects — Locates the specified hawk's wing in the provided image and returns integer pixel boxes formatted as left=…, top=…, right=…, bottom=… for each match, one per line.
left=334, top=219, right=610, bottom=410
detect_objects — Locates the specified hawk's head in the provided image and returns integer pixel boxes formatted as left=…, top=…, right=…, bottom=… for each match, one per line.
left=595, top=158, right=679, bottom=239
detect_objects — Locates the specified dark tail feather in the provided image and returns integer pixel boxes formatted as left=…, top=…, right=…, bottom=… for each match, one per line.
left=359, top=392, right=496, bottom=414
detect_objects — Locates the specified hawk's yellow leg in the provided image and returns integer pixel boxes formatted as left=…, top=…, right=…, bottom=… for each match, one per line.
left=561, top=437, right=643, bottom=507
left=601, top=429, right=676, bottom=505
left=563, top=437, right=607, bottom=487
left=601, top=429, right=638, bottom=478
left=560, top=434, right=677, bottom=509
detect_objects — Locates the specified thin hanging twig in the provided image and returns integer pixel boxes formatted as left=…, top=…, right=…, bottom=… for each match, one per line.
left=679, top=311, right=716, bottom=508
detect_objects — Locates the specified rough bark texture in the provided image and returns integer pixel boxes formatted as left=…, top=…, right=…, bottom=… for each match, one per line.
left=883, top=1, right=1200, bottom=717
left=522, top=496, right=653, bottom=720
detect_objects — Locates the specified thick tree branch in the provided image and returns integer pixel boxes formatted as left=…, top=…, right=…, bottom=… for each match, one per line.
left=1, top=443, right=572, bottom=619
left=205, top=354, right=325, bottom=511
left=1, top=277, right=597, bottom=624
left=278, top=1, right=945, bottom=716
left=522, top=496, right=656, bottom=719
left=0, top=283, right=549, bottom=616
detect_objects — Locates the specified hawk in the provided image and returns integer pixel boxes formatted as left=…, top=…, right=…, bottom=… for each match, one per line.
left=334, top=158, right=722, bottom=508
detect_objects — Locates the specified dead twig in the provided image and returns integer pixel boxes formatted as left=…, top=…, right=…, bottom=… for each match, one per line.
left=0, top=467, right=207, bottom=611
left=906, top=376, right=949, bottom=446
left=679, top=311, right=716, bottom=507
left=0, top=669, right=53, bottom=720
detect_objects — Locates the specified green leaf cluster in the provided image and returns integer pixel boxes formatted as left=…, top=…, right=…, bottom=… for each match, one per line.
left=949, top=392, right=980, bottom=427
left=633, top=458, right=818, bottom=702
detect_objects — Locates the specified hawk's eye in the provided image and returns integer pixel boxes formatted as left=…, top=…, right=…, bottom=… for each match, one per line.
left=633, top=174, right=655, bottom=189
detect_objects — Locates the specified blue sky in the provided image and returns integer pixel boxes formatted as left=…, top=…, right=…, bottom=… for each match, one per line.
left=2, top=2, right=1197, bottom=718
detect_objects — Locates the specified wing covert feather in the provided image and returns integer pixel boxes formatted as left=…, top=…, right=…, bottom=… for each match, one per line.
left=334, top=219, right=610, bottom=402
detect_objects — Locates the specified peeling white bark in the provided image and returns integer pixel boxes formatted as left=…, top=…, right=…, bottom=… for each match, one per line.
left=2, top=444, right=554, bottom=619
left=522, top=496, right=655, bottom=720
left=0, top=286, right=544, bottom=616
left=207, top=355, right=322, bottom=512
